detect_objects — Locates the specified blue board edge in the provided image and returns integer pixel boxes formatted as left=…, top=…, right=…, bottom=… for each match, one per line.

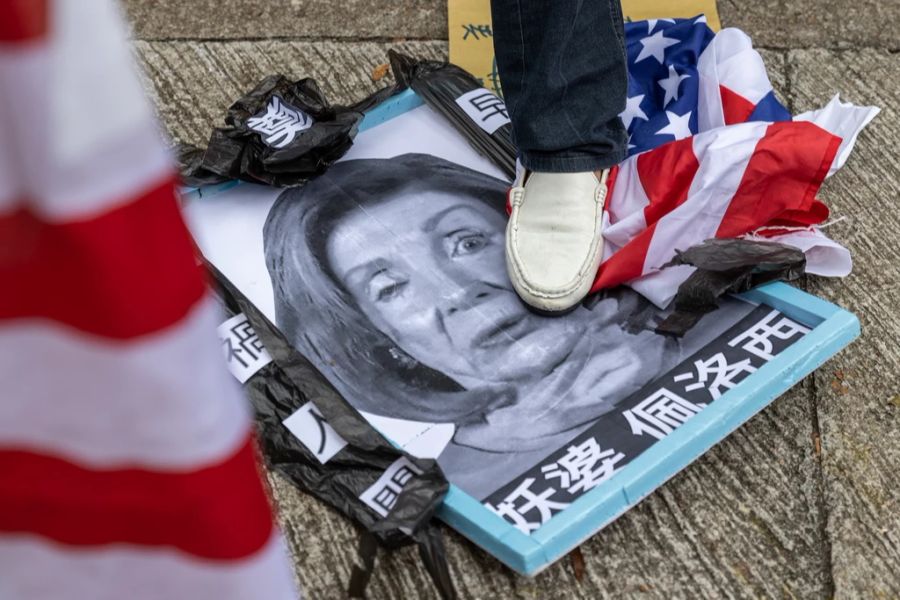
left=359, top=88, right=425, bottom=131
left=185, top=91, right=860, bottom=577
left=438, top=281, right=859, bottom=575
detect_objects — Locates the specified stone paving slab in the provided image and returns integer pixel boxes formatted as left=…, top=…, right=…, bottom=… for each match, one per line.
left=122, top=0, right=899, bottom=50
left=270, top=376, right=833, bottom=600
left=788, top=48, right=900, bottom=598
left=717, top=0, right=899, bottom=50
left=122, top=0, right=445, bottom=41
left=135, top=40, right=448, bottom=148
left=135, top=40, right=851, bottom=598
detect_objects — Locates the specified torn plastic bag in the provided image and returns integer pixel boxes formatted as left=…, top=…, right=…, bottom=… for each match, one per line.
left=174, top=143, right=230, bottom=188
left=656, top=239, right=807, bottom=337
left=179, top=54, right=516, bottom=187
left=389, top=50, right=517, bottom=180
left=179, top=75, right=397, bottom=187
left=209, top=263, right=456, bottom=599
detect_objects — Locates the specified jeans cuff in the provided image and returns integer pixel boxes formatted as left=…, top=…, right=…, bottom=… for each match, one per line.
left=518, top=149, right=626, bottom=173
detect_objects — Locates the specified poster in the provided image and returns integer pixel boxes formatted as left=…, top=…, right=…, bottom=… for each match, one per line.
left=448, top=0, right=722, bottom=96
left=184, top=102, right=809, bottom=530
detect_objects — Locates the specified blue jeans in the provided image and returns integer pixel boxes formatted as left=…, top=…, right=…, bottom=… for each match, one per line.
left=490, top=0, right=628, bottom=172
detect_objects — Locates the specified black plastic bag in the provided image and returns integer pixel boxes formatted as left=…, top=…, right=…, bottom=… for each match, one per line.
left=179, top=54, right=516, bottom=188
left=174, top=143, right=229, bottom=188
left=209, top=264, right=456, bottom=598
left=656, top=238, right=807, bottom=337
left=180, top=75, right=397, bottom=187
left=389, top=50, right=517, bottom=180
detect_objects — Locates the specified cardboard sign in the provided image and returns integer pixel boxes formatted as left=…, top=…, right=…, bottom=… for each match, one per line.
left=448, top=0, right=721, bottom=96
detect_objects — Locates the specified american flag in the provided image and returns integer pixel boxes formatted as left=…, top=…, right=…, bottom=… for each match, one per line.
left=581, top=17, right=880, bottom=306
left=0, top=1, right=297, bottom=598
left=622, top=16, right=791, bottom=155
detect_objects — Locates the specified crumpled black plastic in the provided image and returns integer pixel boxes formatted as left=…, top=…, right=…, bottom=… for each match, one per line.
left=179, top=75, right=397, bottom=187
left=389, top=50, right=517, bottom=180
left=179, top=53, right=517, bottom=188
left=174, top=143, right=229, bottom=188
left=208, top=264, right=456, bottom=599
left=656, top=238, right=807, bottom=337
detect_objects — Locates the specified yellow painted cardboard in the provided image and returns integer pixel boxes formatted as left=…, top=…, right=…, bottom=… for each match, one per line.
left=448, top=0, right=720, bottom=96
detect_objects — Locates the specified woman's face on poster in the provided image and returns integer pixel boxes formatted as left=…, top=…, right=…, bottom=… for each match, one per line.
left=326, top=188, right=639, bottom=390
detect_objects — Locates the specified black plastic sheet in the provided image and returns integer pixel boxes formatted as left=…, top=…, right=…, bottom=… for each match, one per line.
left=179, top=54, right=516, bottom=188
left=180, top=75, right=397, bottom=187
left=208, top=264, right=455, bottom=599
left=174, top=143, right=229, bottom=188
left=656, top=238, right=807, bottom=337
left=389, top=50, right=517, bottom=180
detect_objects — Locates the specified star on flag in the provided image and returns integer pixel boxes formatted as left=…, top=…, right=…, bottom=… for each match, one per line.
left=655, top=110, right=693, bottom=140
left=658, top=65, right=690, bottom=106
left=620, top=94, right=649, bottom=130
left=635, top=30, right=679, bottom=64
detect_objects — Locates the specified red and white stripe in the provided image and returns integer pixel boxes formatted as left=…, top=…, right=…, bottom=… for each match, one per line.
left=795, top=94, right=881, bottom=177
left=0, top=1, right=296, bottom=598
left=595, top=119, right=851, bottom=307
left=683, top=24, right=878, bottom=169
left=696, top=27, right=778, bottom=129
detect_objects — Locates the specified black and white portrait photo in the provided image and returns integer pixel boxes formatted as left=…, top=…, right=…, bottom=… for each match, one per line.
left=185, top=104, right=765, bottom=501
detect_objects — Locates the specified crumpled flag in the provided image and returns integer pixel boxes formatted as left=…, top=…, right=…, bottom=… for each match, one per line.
left=594, top=94, right=876, bottom=308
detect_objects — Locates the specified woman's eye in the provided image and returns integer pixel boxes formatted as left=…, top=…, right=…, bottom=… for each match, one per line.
left=375, top=281, right=406, bottom=302
left=450, top=232, right=488, bottom=257
left=367, top=271, right=407, bottom=303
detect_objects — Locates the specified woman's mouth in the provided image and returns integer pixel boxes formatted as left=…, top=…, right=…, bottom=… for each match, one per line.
left=471, top=314, right=531, bottom=350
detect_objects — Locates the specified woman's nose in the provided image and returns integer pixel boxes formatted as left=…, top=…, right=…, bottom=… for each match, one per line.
left=441, top=283, right=494, bottom=317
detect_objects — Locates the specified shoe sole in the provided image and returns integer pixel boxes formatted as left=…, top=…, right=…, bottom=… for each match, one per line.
left=520, top=298, right=581, bottom=317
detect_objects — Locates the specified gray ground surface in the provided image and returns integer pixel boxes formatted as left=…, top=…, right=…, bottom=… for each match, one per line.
left=125, top=2, right=900, bottom=597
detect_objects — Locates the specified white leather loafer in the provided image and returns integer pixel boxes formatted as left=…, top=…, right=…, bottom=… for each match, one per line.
left=505, top=169, right=609, bottom=313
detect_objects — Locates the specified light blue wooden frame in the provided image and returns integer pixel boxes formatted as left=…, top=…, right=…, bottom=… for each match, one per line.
left=438, top=284, right=858, bottom=575
left=187, top=88, right=860, bottom=576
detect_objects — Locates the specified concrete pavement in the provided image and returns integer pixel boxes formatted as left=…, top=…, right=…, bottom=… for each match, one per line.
left=125, top=1, right=900, bottom=597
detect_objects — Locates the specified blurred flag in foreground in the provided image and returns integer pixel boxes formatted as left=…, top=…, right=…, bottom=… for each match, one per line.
left=0, top=1, right=297, bottom=598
